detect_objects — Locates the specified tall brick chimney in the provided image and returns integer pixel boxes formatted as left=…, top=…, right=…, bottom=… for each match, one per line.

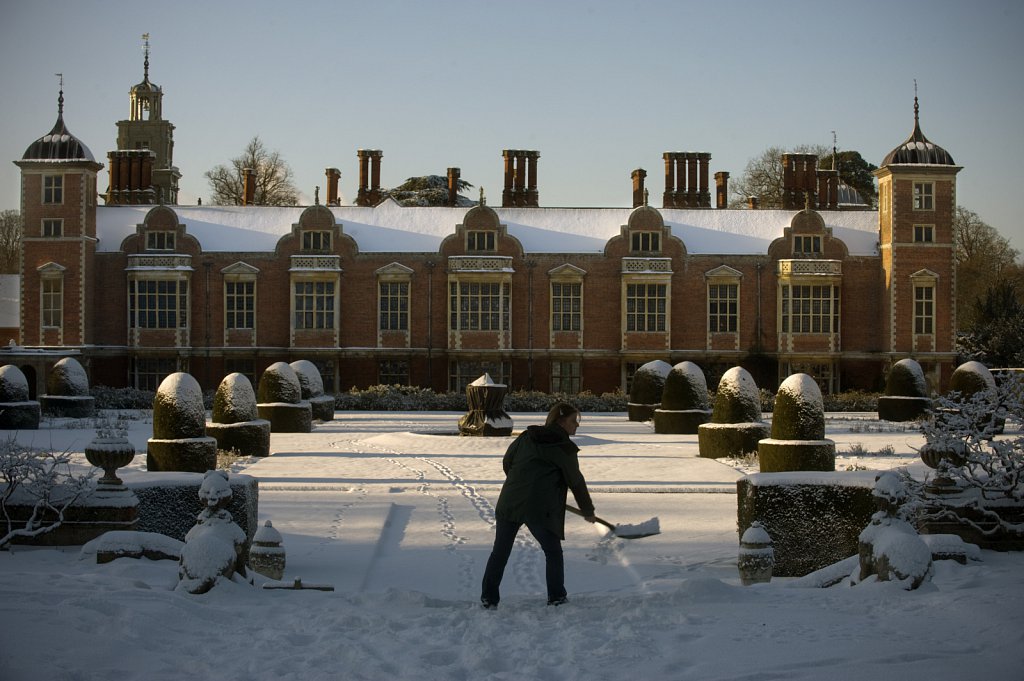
left=501, top=149, right=540, bottom=207
left=356, top=149, right=383, bottom=206
left=816, top=168, right=838, bottom=210
left=105, top=149, right=157, bottom=205
left=632, top=168, right=647, bottom=208
left=748, top=196, right=760, bottom=210
left=662, top=152, right=712, bottom=208
left=447, top=167, right=461, bottom=206
left=782, top=153, right=818, bottom=209
left=243, top=167, right=256, bottom=206
left=325, top=167, right=341, bottom=206
left=715, top=171, right=730, bottom=209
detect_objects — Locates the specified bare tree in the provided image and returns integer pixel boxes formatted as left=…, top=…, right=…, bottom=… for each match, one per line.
left=204, top=136, right=300, bottom=206
left=730, top=145, right=879, bottom=209
left=954, top=206, right=1021, bottom=331
left=0, top=210, right=22, bottom=274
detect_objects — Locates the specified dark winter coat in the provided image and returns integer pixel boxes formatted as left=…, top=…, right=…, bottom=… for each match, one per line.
left=494, top=424, right=595, bottom=539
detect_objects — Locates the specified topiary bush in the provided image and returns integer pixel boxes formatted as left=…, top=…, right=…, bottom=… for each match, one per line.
left=257, top=362, right=312, bottom=433
left=290, top=360, right=335, bottom=421
left=654, top=361, right=711, bottom=434
left=698, top=366, right=769, bottom=458
left=757, top=373, right=835, bottom=472
left=0, top=365, right=40, bottom=430
left=42, top=357, right=96, bottom=418
left=147, top=372, right=218, bottom=473
left=208, top=373, right=271, bottom=457
left=628, top=360, right=672, bottom=422
left=878, top=358, right=931, bottom=422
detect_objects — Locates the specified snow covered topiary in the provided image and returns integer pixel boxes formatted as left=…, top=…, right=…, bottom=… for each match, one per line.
left=257, top=363, right=312, bottom=433
left=208, top=373, right=271, bottom=457
left=212, top=373, right=260, bottom=424
left=0, top=365, right=40, bottom=430
left=856, top=473, right=932, bottom=590
left=290, top=360, right=335, bottom=422
left=147, top=372, right=218, bottom=472
left=627, top=360, right=672, bottom=422
left=41, top=357, right=96, bottom=418
left=698, top=367, right=769, bottom=458
left=0, top=364, right=30, bottom=402
left=949, top=361, right=996, bottom=398
left=654, top=362, right=711, bottom=434
left=757, top=373, right=835, bottom=472
left=258, top=362, right=302, bottom=404
left=878, top=358, right=931, bottom=422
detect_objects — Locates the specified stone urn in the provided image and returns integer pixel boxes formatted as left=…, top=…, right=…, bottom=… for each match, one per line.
left=85, top=436, right=136, bottom=486
left=738, top=521, right=774, bottom=585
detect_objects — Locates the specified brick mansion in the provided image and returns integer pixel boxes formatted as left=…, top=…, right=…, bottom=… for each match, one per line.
left=10, top=49, right=960, bottom=398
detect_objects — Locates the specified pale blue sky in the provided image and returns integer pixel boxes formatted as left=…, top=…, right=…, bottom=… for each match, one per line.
left=3, top=0, right=1022, bottom=252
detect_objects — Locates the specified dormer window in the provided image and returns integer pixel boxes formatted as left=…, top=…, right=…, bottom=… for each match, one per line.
left=146, top=231, right=175, bottom=251
left=302, top=230, right=332, bottom=252
left=467, top=230, right=495, bottom=252
left=793, top=235, right=821, bottom=255
left=631, top=232, right=660, bottom=253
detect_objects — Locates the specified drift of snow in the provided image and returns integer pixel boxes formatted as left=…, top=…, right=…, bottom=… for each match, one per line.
left=0, top=411, right=1021, bottom=680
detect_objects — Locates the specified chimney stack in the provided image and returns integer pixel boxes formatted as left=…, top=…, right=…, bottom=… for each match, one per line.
left=715, top=171, right=730, bottom=209
left=662, top=152, right=712, bottom=208
left=748, top=196, right=760, bottom=210
left=356, top=149, right=383, bottom=206
left=325, top=167, right=341, bottom=206
left=631, top=168, right=647, bottom=208
left=447, top=167, right=461, bottom=206
left=501, top=149, right=540, bottom=207
left=782, top=153, right=818, bottom=210
left=243, top=167, right=256, bottom=205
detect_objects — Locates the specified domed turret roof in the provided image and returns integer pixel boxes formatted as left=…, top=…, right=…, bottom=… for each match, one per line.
left=21, top=90, right=95, bottom=162
left=882, top=97, right=955, bottom=166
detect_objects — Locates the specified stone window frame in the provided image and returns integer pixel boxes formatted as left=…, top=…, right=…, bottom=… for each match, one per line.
left=128, top=278, right=189, bottom=330
left=146, top=231, right=176, bottom=251
left=132, top=356, right=178, bottom=392
left=913, top=182, right=934, bottom=211
left=551, top=359, right=582, bottom=394
left=378, top=360, right=410, bottom=386
left=221, top=262, right=259, bottom=337
left=911, top=270, right=939, bottom=338
left=38, top=262, right=65, bottom=329
left=780, top=283, right=840, bottom=334
left=292, top=279, right=337, bottom=330
left=913, top=224, right=935, bottom=243
left=42, top=218, right=63, bottom=237
left=793, top=235, right=822, bottom=255
left=301, top=230, right=333, bottom=253
left=466, top=230, right=496, bottom=252
left=705, top=265, right=742, bottom=336
left=376, top=263, right=414, bottom=333
left=630, top=231, right=661, bottom=254
left=43, top=174, right=63, bottom=204
left=448, top=277, right=511, bottom=332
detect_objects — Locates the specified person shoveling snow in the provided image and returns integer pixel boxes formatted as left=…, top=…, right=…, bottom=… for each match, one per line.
left=480, top=403, right=596, bottom=609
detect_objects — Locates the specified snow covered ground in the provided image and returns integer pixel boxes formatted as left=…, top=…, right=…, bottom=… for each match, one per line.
left=1, top=411, right=1021, bottom=680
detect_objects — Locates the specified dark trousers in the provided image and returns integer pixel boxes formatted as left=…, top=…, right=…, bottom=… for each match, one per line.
left=481, top=518, right=565, bottom=605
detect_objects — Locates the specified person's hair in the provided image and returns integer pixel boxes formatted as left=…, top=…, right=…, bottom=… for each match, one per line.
left=545, top=402, right=579, bottom=427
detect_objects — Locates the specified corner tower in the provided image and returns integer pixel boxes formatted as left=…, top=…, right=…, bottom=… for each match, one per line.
left=108, top=34, right=180, bottom=204
left=15, top=83, right=103, bottom=347
left=874, top=95, right=960, bottom=388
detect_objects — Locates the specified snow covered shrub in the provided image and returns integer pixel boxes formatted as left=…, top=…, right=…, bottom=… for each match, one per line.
left=1, top=435, right=95, bottom=548
left=290, top=360, right=334, bottom=421
left=42, top=357, right=96, bottom=418
left=147, top=372, right=218, bottom=473
left=857, top=472, right=932, bottom=590
left=208, top=373, right=270, bottom=458
left=90, top=385, right=155, bottom=410
left=257, top=363, right=311, bottom=433
left=698, top=367, right=769, bottom=459
left=0, top=365, right=40, bottom=430
left=757, top=374, right=835, bottom=472
left=878, top=359, right=931, bottom=422
left=654, top=362, right=711, bottom=434
left=628, top=360, right=672, bottom=422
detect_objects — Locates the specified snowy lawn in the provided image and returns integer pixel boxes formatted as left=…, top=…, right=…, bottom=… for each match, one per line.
left=0, top=411, right=1021, bottom=680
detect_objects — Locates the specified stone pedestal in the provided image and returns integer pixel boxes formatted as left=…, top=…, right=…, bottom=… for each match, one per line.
left=309, top=394, right=335, bottom=422
left=653, top=408, right=711, bottom=434
left=147, top=437, right=218, bottom=473
left=757, top=438, right=836, bottom=472
left=207, top=419, right=271, bottom=457
left=257, top=401, right=312, bottom=433
left=698, top=421, right=771, bottom=459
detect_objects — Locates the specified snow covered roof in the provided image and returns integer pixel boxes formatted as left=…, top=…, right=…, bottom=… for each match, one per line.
left=95, top=201, right=880, bottom=256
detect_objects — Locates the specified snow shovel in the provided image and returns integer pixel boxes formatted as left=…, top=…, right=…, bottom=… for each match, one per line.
left=566, top=505, right=660, bottom=539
